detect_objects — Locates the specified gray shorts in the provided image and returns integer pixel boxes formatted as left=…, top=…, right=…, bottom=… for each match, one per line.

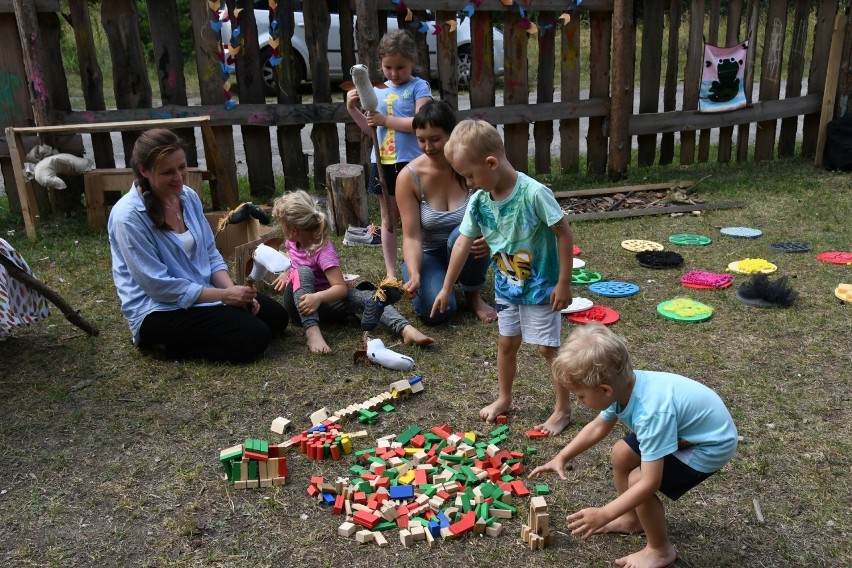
left=495, top=300, right=561, bottom=347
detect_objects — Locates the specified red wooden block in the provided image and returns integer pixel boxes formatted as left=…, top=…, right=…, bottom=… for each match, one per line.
left=526, top=429, right=549, bottom=438
left=510, top=462, right=524, bottom=476
left=361, top=473, right=378, bottom=481
left=306, top=485, right=319, bottom=497
left=367, top=498, right=379, bottom=510
left=487, top=468, right=502, bottom=482
left=374, top=477, right=390, bottom=489
left=333, top=495, right=344, bottom=515
left=495, top=414, right=508, bottom=424
left=330, top=444, right=341, bottom=461
left=353, top=510, right=380, bottom=530
left=372, top=465, right=386, bottom=476
left=510, top=451, right=525, bottom=460
left=277, top=457, right=288, bottom=477
left=243, top=451, right=268, bottom=461
left=310, top=476, right=325, bottom=485
left=510, top=479, right=530, bottom=497
left=414, top=469, right=428, bottom=486
left=373, top=493, right=389, bottom=505
left=353, top=491, right=367, bottom=504
left=396, top=514, right=409, bottom=528
left=449, top=511, right=476, bottom=535
left=436, top=489, right=451, bottom=500
left=410, top=434, right=426, bottom=447
left=430, top=426, right=451, bottom=439
left=397, top=505, right=410, bottom=516
left=395, top=447, right=406, bottom=457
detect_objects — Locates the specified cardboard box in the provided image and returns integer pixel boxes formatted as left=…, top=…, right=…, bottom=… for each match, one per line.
left=205, top=211, right=275, bottom=260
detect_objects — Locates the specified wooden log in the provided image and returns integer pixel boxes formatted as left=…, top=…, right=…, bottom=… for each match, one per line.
left=778, top=0, right=810, bottom=157
left=717, top=0, right=744, bottom=163
left=436, top=9, right=458, bottom=109
left=660, top=0, right=683, bottom=165
left=802, top=0, right=840, bottom=157
left=608, top=0, right=635, bottom=180
left=679, top=0, right=704, bottom=166
left=470, top=11, right=496, bottom=109
left=637, top=0, right=663, bottom=167
left=304, top=0, right=339, bottom=192
left=587, top=10, right=611, bottom=177
left=559, top=12, right=581, bottom=173
left=230, top=0, right=275, bottom=199
left=754, top=0, right=787, bottom=162
left=814, top=12, right=848, bottom=167
left=68, top=0, right=114, bottom=169
left=101, top=0, right=153, bottom=161
left=326, top=163, right=368, bottom=236
left=736, top=0, right=760, bottom=163
left=697, top=0, right=720, bottom=163
left=533, top=11, right=555, bottom=175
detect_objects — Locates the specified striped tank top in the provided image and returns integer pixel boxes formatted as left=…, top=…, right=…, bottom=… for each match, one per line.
left=405, top=165, right=471, bottom=253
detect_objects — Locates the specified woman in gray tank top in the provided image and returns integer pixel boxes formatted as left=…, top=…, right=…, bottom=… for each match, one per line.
left=396, top=101, right=496, bottom=324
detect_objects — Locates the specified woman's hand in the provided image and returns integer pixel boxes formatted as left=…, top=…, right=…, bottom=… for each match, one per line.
left=471, top=236, right=491, bottom=259
left=219, top=285, right=257, bottom=308
left=297, top=293, right=322, bottom=316
left=365, top=111, right=386, bottom=127
left=403, top=274, right=421, bottom=297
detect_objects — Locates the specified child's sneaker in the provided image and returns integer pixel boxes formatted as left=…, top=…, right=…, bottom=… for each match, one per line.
left=343, top=226, right=381, bottom=247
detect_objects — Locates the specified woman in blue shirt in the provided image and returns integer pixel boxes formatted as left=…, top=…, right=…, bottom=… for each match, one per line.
left=108, top=129, right=287, bottom=362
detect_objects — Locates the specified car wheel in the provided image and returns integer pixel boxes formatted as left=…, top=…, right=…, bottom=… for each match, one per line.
left=457, top=46, right=472, bottom=90
left=260, top=48, right=306, bottom=97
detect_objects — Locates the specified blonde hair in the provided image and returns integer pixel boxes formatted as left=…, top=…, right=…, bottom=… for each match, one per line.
left=271, top=190, right=329, bottom=253
left=443, top=118, right=505, bottom=165
left=552, top=323, right=635, bottom=390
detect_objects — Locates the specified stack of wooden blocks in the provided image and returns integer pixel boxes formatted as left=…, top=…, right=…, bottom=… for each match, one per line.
left=521, top=495, right=553, bottom=550
left=219, top=438, right=288, bottom=489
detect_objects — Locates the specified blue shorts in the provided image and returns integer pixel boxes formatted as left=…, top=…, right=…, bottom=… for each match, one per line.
left=368, top=162, right=408, bottom=196
left=623, top=432, right=716, bottom=501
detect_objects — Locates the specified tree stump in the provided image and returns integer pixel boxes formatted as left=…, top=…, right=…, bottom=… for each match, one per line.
left=325, top=163, right=368, bottom=236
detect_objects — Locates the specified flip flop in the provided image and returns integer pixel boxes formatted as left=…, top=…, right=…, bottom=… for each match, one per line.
left=669, top=234, right=712, bottom=246
left=720, top=226, right=762, bottom=238
left=568, top=305, right=620, bottom=325
left=621, top=239, right=664, bottom=252
left=588, top=281, right=640, bottom=298
left=561, top=297, right=594, bottom=314
left=769, top=241, right=811, bottom=253
left=727, top=259, right=777, bottom=274
left=572, top=268, right=603, bottom=285
left=636, top=251, right=684, bottom=269
left=817, top=252, right=852, bottom=265
left=657, top=298, right=713, bottom=322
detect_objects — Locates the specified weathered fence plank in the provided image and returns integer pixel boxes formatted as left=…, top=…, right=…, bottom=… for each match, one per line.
left=503, top=10, right=529, bottom=173
left=680, top=0, right=705, bottom=165
left=754, top=0, right=787, bottom=162
left=587, top=10, right=611, bottom=176
left=637, top=0, right=663, bottom=167
left=608, top=0, right=634, bottom=179
left=660, top=0, right=682, bottom=165
left=778, top=0, right=811, bottom=157
left=802, top=0, right=840, bottom=157
left=717, top=0, right=744, bottom=163
left=470, top=11, right=496, bottom=109
left=736, top=0, right=760, bottom=163
left=559, top=13, right=581, bottom=173
left=305, top=1, right=339, bottom=193
left=698, top=0, right=720, bottom=162
left=534, top=11, right=556, bottom=175
left=436, top=9, right=458, bottom=109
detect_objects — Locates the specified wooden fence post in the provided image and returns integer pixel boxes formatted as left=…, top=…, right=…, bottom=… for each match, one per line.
left=325, top=163, right=368, bottom=236
left=609, top=0, right=634, bottom=180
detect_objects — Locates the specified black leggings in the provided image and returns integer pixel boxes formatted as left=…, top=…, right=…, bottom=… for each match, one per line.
left=138, top=293, right=287, bottom=363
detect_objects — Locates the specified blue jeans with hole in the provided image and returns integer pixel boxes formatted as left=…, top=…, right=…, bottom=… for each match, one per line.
left=401, top=226, right=490, bottom=325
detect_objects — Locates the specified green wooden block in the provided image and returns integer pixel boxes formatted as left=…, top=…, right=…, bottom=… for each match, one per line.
left=381, top=404, right=395, bottom=412
left=412, top=516, right=431, bottom=527
left=374, top=521, right=398, bottom=532
left=489, top=424, right=509, bottom=437
left=491, top=499, right=516, bottom=514
left=536, top=484, right=551, bottom=495
left=526, top=447, right=538, bottom=455
left=248, top=460, right=259, bottom=481
left=395, top=424, right=422, bottom=445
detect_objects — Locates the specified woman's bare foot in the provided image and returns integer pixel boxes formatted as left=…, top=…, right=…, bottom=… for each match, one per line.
left=401, top=325, right=435, bottom=346
left=614, top=544, right=677, bottom=568
left=305, top=326, right=331, bottom=354
left=465, top=291, right=497, bottom=323
left=536, top=409, right=572, bottom=436
left=480, top=397, right=514, bottom=422
left=596, top=512, right=644, bottom=535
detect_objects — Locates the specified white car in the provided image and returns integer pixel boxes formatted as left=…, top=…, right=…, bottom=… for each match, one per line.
left=220, top=2, right=504, bottom=95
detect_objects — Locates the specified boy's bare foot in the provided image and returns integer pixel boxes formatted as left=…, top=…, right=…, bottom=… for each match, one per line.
left=401, top=325, right=435, bottom=346
left=614, top=545, right=677, bottom=568
left=480, top=398, right=514, bottom=423
left=595, top=512, right=644, bottom=535
left=465, top=291, right=497, bottom=323
left=536, top=409, right=572, bottom=436
left=305, top=326, right=332, bottom=354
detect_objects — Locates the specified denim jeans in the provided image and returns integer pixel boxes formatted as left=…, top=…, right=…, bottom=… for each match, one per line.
left=401, top=226, right=490, bottom=325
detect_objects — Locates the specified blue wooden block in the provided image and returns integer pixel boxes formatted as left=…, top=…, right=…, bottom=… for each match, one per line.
left=322, top=492, right=336, bottom=505
left=437, top=511, right=451, bottom=529
left=389, top=485, right=415, bottom=500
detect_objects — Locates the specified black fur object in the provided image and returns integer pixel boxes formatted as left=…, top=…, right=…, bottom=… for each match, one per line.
left=635, top=250, right=684, bottom=268
left=736, top=274, right=798, bottom=308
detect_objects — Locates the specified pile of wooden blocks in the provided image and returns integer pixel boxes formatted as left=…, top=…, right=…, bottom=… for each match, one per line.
left=306, top=422, right=540, bottom=548
left=333, top=375, right=424, bottom=423
left=219, top=438, right=288, bottom=489
left=521, top=495, right=553, bottom=550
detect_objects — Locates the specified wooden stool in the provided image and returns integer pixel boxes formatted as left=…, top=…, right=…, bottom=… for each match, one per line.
left=83, top=168, right=205, bottom=230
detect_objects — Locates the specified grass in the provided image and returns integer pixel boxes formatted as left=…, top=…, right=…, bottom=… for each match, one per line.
left=1, top=157, right=850, bottom=566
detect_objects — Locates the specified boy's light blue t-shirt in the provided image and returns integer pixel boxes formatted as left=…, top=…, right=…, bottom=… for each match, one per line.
left=599, top=370, right=739, bottom=473
left=372, top=76, right=432, bottom=165
left=459, top=172, right=565, bottom=304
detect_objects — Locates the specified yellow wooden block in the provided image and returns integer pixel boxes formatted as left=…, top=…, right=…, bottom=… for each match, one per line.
left=397, top=470, right=416, bottom=485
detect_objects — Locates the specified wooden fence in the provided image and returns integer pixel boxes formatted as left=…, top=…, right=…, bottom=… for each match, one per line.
left=1, top=0, right=850, bottom=221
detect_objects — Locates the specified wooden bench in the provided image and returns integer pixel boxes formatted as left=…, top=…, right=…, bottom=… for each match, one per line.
left=83, top=167, right=207, bottom=230
left=4, top=116, right=236, bottom=240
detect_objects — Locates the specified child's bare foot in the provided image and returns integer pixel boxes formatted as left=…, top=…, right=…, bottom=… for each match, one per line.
left=595, top=512, right=644, bottom=535
left=614, top=544, right=677, bottom=568
left=480, top=398, right=514, bottom=423
left=465, top=291, right=497, bottom=323
left=536, top=409, right=572, bottom=436
left=401, top=325, right=435, bottom=346
left=305, top=326, right=331, bottom=354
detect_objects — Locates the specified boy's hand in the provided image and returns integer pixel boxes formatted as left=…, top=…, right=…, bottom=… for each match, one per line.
left=550, top=280, right=573, bottom=312
left=430, top=289, right=451, bottom=318
left=567, top=507, right=609, bottom=540
left=470, top=236, right=490, bottom=259
left=527, top=455, right=571, bottom=480
left=297, top=293, right=321, bottom=316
